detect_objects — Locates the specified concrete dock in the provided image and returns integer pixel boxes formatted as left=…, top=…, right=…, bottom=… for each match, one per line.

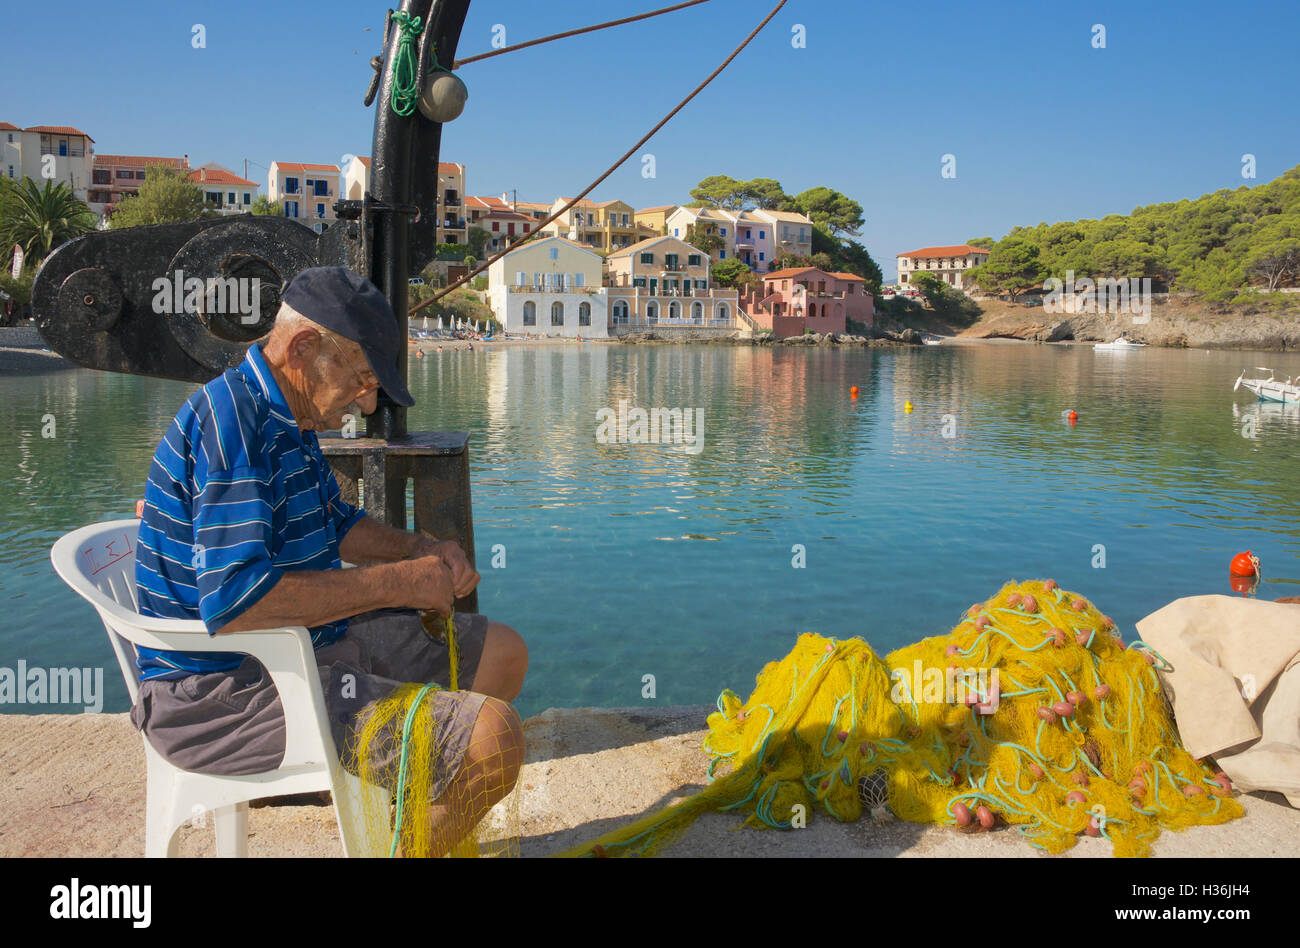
left=1, top=706, right=1296, bottom=858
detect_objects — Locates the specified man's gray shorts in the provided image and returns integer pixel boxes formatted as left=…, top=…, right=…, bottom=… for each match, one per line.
left=129, top=609, right=490, bottom=801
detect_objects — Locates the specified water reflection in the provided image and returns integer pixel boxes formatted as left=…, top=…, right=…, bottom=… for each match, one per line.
left=3, top=342, right=1299, bottom=717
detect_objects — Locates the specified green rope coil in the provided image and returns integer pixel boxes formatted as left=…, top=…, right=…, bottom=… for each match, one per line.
left=389, top=12, right=425, bottom=117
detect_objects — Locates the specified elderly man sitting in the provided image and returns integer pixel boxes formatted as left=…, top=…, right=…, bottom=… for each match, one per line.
left=131, top=266, right=526, bottom=856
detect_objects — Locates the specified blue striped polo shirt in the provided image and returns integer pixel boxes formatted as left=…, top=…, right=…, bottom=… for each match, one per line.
left=134, top=343, right=365, bottom=681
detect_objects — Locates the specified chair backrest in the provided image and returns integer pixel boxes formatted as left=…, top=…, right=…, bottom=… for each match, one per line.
left=50, top=519, right=146, bottom=702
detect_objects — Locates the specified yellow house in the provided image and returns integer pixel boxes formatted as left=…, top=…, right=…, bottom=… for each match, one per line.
left=634, top=205, right=678, bottom=237
left=541, top=197, right=638, bottom=252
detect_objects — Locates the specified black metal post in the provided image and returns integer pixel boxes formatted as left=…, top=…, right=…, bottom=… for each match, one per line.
left=367, top=0, right=471, bottom=441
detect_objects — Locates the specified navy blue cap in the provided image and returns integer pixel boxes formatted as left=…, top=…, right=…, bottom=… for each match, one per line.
left=281, top=267, right=414, bottom=407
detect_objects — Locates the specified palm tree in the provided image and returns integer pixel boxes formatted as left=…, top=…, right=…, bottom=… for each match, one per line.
left=0, top=176, right=98, bottom=261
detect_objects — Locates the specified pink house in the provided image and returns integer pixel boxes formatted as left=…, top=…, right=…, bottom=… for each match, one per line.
left=739, top=267, right=873, bottom=338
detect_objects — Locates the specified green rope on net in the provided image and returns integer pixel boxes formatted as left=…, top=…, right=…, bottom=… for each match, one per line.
left=389, top=11, right=425, bottom=117
left=390, top=680, right=441, bottom=857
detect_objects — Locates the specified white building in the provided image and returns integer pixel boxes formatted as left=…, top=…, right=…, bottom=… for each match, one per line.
left=187, top=163, right=258, bottom=215
left=487, top=236, right=608, bottom=338
left=897, top=244, right=991, bottom=291
left=0, top=123, right=94, bottom=201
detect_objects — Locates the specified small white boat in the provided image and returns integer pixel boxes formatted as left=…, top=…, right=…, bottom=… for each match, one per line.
left=1235, top=367, right=1300, bottom=404
left=923, top=335, right=943, bottom=346
left=1094, top=337, right=1147, bottom=351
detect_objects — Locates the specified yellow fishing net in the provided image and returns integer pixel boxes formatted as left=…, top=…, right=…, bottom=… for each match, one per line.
left=340, top=611, right=522, bottom=858
left=560, top=580, right=1242, bottom=858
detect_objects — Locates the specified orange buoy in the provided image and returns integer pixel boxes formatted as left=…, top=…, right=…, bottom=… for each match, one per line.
left=1229, top=551, right=1259, bottom=577
left=850, top=385, right=859, bottom=398
left=1067, top=410, right=1078, bottom=424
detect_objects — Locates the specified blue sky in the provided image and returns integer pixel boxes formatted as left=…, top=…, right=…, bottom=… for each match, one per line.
left=6, top=0, right=1299, bottom=279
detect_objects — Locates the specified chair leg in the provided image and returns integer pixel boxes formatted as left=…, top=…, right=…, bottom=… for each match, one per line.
left=144, top=750, right=180, bottom=858
left=333, top=767, right=391, bottom=858
left=213, top=803, right=249, bottom=858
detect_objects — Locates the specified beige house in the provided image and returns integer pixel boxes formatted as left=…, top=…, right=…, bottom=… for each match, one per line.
left=664, top=206, right=732, bottom=261
left=753, top=209, right=814, bottom=260
left=1, top=123, right=94, bottom=202
left=434, top=161, right=466, bottom=245
left=897, top=244, right=990, bottom=291
left=345, top=158, right=466, bottom=245
left=269, top=161, right=339, bottom=231
left=487, top=235, right=606, bottom=337
left=606, top=235, right=737, bottom=331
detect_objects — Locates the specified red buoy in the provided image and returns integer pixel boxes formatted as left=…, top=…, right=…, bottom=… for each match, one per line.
left=1067, top=410, right=1078, bottom=425
left=850, top=385, right=859, bottom=399
left=1229, top=551, right=1259, bottom=577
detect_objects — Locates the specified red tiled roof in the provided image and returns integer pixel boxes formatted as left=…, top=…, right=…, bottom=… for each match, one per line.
left=636, top=205, right=677, bottom=214
left=357, top=156, right=371, bottom=167
left=24, top=125, right=94, bottom=140
left=0, top=122, right=20, bottom=132
left=437, top=162, right=462, bottom=174
left=467, top=195, right=509, bottom=209
left=831, top=271, right=866, bottom=281
left=188, top=166, right=257, bottom=187
left=273, top=162, right=339, bottom=173
left=479, top=209, right=533, bottom=222
left=94, top=154, right=188, bottom=168
left=898, top=244, right=989, bottom=259
left=762, top=267, right=821, bottom=281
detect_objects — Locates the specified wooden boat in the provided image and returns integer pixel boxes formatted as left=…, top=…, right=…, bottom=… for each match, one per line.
left=1235, top=367, right=1300, bottom=404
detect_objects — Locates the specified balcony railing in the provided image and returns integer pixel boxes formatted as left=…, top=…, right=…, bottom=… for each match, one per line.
left=507, top=284, right=598, bottom=294
left=611, top=285, right=722, bottom=298
left=611, top=316, right=734, bottom=329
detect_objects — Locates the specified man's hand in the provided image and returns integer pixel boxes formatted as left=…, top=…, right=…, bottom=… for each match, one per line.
left=413, top=536, right=480, bottom=599
left=397, top=554, right=458, bottom=616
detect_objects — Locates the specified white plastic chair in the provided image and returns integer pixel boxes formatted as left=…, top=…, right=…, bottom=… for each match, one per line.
left=51, top=518, right=390, bottom=857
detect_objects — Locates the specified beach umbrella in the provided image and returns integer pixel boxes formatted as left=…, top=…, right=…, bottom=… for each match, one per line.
left=436, top=316, right=443, bottom=331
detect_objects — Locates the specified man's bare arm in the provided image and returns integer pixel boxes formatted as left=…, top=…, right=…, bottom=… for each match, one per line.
left=212, top=556, right=454, bottom=634
left=338, top=515, right=479, bottom=598
left=338, top=514, right=433, bottom=565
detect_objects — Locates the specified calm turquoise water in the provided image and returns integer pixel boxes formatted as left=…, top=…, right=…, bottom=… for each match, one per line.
left=3, top=341, right=1299, bottom=718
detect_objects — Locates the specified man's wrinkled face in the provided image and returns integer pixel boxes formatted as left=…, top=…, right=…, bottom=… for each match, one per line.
left=303, top=332, right=382, bottom=431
